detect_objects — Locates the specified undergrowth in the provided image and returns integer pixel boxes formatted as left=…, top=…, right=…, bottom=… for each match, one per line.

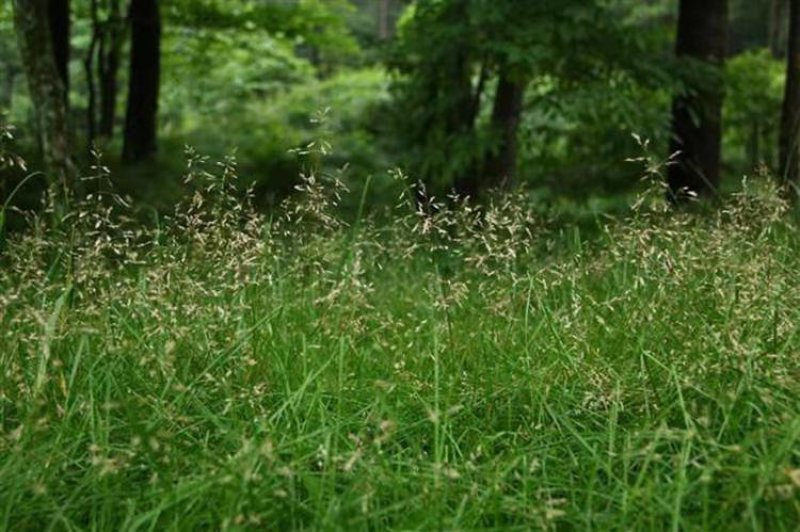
left=0, top=144, right=799, bottom=530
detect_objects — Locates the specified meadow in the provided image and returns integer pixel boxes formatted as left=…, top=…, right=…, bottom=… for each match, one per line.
left=0, top=152, right=798, bottom=530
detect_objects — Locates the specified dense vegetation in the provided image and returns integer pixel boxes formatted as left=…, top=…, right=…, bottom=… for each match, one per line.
left=0, top=0, right=795, bottom=214
left=1, top=0, right=800, bottom=529
left=1, top=150, right=799, bottom=528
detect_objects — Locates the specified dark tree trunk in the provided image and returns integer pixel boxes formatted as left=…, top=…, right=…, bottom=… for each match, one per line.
left=780, top=0, right=800, bottom=196
left=98, top=6, right=125, bottom=139
left=453, top=68, right=523, bottom=200
left=98, top=50, right=122, bottom=138
left=47, top=0, right=70, bottom=96
left=439, top=1, right=479, bottom=139
left=446, top=50, right=484, bottom=198
left=667, top=0, right=728, bottom=202
left=444, top=52, right=476, bottom=136
left=413, top=52, right=483, bottom=200
left=85, top=0, right=100, bottom=145
left=770, top=0, right=789, bottom=58
left=123, top=0, right=161, bottom=164
left=86, top=0, right=126, bottom=141
left=13, top=0, right=76, bottom=189
left=483, top=72, right=525, bottom=192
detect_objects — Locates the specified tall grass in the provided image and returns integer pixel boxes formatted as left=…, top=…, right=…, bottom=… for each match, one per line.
left=0, top=147, right=798, bottom=530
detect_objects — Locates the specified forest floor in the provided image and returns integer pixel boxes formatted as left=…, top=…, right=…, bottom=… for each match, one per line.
left=1, top=168, right=799, bottom=530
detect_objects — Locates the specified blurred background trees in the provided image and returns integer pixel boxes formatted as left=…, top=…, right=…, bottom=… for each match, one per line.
left=0, top=0, right=797, bottom=220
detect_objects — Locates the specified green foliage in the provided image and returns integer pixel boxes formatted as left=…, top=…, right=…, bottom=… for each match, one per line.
left=166, top=0, right=362, bottom=69
left=520, top=73, right=673, bottom=199
left=162, top=29, right=315, bottom=121
left=723, top=49, right=785, bottom=175
left=344, top=0, right=410, bottom=58
left=0, top=7, right=22, bottom=117
left=388, top=0, right=675, bottom=193
left=1, top=0, right=787, bottom=212
left=167, top=68, right=393, bottom=208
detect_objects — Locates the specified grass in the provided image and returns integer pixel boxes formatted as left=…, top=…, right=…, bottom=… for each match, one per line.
left=0, top=154, right=799, bottom=530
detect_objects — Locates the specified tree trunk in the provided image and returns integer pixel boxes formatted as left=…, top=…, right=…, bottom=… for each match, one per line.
left=85, top=0, right=100, bottom=145
left=123, top=0, right=161, bottom=164
left=447, top=50, right=484, bottom=199
left=780, top=0, right=800, bottom=196
left=444, top=52, right=475, bottom=136
left=483, top=72, right=525, bottom=192
left=770, top=0, right=789, bottom=58
left=98, top=49, right=122, bottom=138
left=48, top=0, right=70, bottom=96
left=667, top=0, right=728, bottom=202
left=98, top=3, right=125, bottom=139
left=13, top=0, right=76, bottom=189
left=85, top=0, right=126, bottom=140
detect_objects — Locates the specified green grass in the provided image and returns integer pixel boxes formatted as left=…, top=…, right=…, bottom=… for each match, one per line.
left=0, top=166, right=799, bottom=530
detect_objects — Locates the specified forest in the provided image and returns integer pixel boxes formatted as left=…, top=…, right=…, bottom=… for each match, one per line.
left=0, top=0, right=799, bottom=529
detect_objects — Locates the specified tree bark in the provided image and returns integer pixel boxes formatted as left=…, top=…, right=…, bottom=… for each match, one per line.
left=85, top=0, right=126, bottom=140
left=770, top=0, right=789, bottom=58
left=447, top=50, right=484, bottom=199
left=123, top=0, right=161, bottom=163
left=48, top=0, right=70, bottom=97
left=444, top=51, right=475, bottom=136
left=98, top=2, right=125, bottom=138
left=667, top=0, right=728, bottom=202
left=483, top=72, right=525, bottom=192
left=13, top=0, right=76, bottom=189
left=85, top=0, right=100, bottom=145
left=780, top=0, right=800, bottom=196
